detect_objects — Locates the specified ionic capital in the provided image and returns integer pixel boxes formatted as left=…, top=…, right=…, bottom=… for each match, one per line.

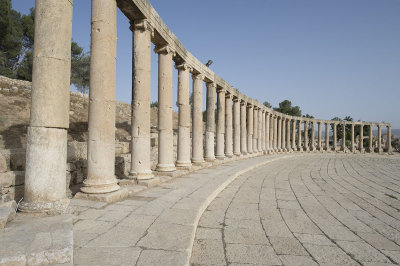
left=130, top=19, right=154, bottom=36
left=233, top=96, right=241, bottom=102
left=206, top=82, right=216, bottom=89
left=225, top=93, right=233, bottom=100
left=240, top=100, right=247, bottom=106
left=193, top=73, right=205, bottom=81
left=154, top=44, right=176, bottom=56
left=175, top=62, right=192, bottom=72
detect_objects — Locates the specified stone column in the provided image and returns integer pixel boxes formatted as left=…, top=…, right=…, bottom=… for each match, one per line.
left=265, top=112, right=270, bottom=153
left=351, top=123, right=355, bottom=153
left=20, top=0, right=73, bottom=213
left=292, top=120, right=296, bottom=150
left=359, top=124, right=364, bottom=153
left=282, top=117, right=286, bottom=152
left=369, top=124, right=374, bottom=153
left=233, top=97, right=241, bottom=156
left=129, top=19, right=154, bottom=180
left=225, top=93, right=233, bottom=157
left=81, top=0, right=120, bottom=195
left=253, top=107, right=258, bottom=153
left=333, top=123, right=338, bottom=151
left=378, top=124, right=383, bottom=154
left=247, top=104, right=254, bottom=154
left=304, top=120, right=309, bottom=152
left=155, top=45, right=175, bottom=172
left=342, top=123, right=347, bottom=152
left=298, top=120, right=303, bottom=152
left=387, top=125, right=392, bottom=154
left=176, top=63, right=192, bottom=167
left=325, top=122, right=330, bottom=151
left=216, top=88, right=226, bottom=159
left=204, top=82, right=216, bottom=161
left=273, top=115, right=278, bottom=152
left=240, top=101, right=247, bottom=155
left=277, top=116, right=282, bottom=152
left=310, top=121, right=315, bottom=151
left=192, top=74, right=205, bottom=164
left=317, top=122, right=322, bottom=151
left=259, top=109, right=263, bottom=152
left=286, top=119, right=291, bottom=152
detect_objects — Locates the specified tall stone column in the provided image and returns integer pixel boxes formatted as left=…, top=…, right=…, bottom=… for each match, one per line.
left=81, top=0, right=120, bottom=194
left=342, top=123, right=347, bottom=152
left=240, top=101, right=247, bottom=154
left=176, top=63, right=192, bottom=167
left=260, top=109, right=265, bottom=152
left=304, top=121, right=309, bottom=152
left=273, top=115, right=278, bottom=152
left=192, top=74, right=205, bottom=164
left=155, top=45, right=175, bottom=172
left=20, top=0, right=73, bottom=213
left=298, top=120, right=303, bottom=152
left=387, top=125, right=392, bottom=154
left=225, top=93, right=233, bottom=157
left=253, top=107, right=258, bottom=153
left=282, top=117, right=286, bottom=152
left=216, top=88, right=226, bottom=159
left=325, top=122, right=330, bottom=151
left=378, top=124, right=383, bottom=154
left=204, top=82, right=216, bottom=161
left=310, top=121, right=315, bottom=151
left=292, top=120, right=296, bottom=150
left=265, top=112, right=270, bottom=153
left=359, top=124, right=364, bottom=153
left=277, top=116, right=282, bottom=152
left=318, top=121, right=322, bottom=151
left=247, top=104, right=254, bottom=154
left=233, top=97, right=241, bottom=156
left=351, top=123, right=355, bottom=153
left=333, top=123, right=338, bottom=151
left=129, top=19, right=154, bottom=180
left=286, top=119, right=291, bottom=152
left=369, top=124, right=374, bottom=153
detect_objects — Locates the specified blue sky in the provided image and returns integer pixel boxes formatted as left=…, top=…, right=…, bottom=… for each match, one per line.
left=12, top=0, right=400, bottom=128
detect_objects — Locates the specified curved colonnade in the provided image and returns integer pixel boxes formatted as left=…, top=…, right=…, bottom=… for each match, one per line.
left=20, top=0, right=393, bottom=213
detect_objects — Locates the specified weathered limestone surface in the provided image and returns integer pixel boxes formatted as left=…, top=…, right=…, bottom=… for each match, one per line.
left=225, top=94, right=233, bottom=157
left=205, top=82, right=216, bottom=161
left=216, top=89, right=225, bottom=159
left=191, top=74, right=204, bottom=164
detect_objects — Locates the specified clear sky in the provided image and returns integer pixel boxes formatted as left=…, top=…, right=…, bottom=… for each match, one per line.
left=12, top=0, right=400, bottom=128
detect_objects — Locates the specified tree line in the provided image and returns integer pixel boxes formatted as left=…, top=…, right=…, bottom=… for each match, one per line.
left=0, top=0, right=90, bottom=93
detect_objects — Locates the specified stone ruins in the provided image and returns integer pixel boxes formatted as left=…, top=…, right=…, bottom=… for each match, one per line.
left=12, top=0, right=392, bottom=214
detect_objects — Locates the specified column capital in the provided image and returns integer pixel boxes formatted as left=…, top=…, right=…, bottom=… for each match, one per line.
left=240, top=100, right=247, bottom=106
left=175, top=62, right=192, bottom=71
left=216, top=87, right=225, bottom=93
left=225, top=92, right=233, bottom=100
left=130, top=19, right=154, bottom=36
left=206, top=82, right=216, bottom=89
left=233, top=96, right=241, bottom=102
left=154, top=44, right=175, bottom=56
left=192, top=73, right=205, bottom=81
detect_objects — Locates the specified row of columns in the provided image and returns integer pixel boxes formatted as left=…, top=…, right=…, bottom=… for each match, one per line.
left=20, top=0, right=394, bottom=213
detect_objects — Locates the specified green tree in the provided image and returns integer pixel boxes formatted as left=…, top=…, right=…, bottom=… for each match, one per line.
left=70, top=41, right=90, bottom=93
left=263, top=101, right=272, bottom=108
left=273, top=100, right=301, bottom=117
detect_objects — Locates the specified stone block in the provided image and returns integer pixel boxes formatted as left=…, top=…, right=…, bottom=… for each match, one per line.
left=67, top=141, right=87, bottom=162
left=0, top=171, right=24, bottom=187
left=0, top=153, right=6, bottom=173
left=115, top=141, right=130, bottom=154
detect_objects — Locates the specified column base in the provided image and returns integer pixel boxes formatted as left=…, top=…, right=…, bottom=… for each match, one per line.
left=129, top=170, right=154, bottom=180
left=19, top=198, right=70, bottom=214
left=176, top=161, right=193, bottom=168
left=80, top=180, right=120, bottom=194
left=192, top=158, right=205, bottom=165
left=225, top=153, right=234, bottom=158
left=155, top=163, right=176, bottom=172
left=215, top=155, right=226, bottom=160
left=75, top=188, right=128, bottom=203
left=204, top=157, right=216, bottom=162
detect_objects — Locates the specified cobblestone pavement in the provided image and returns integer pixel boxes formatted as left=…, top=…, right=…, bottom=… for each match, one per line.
left=191, top=154, right=400, bottom=266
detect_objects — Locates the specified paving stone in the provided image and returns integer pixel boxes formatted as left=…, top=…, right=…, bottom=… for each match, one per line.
left=74, top=246, right=141, bottom=265
left=269, top=236, right=308, bottom=255
left=279, top=255, right=318, bottom=266
left=337, top=240, right=392, bottom=263
left=190, top=239, right=225, bottom=265
left=226, top=244, right=281, bottom=265
left=304, top=244, right=356, bottom=264
left=224, top=226, right=269, bottom=245
left=195, top=227, right=222, bottom=240
left=294, top=233, right=335, bottom=246
left=136, top=250, right=187, bottom=266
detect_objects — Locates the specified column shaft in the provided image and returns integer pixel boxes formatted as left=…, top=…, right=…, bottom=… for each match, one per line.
left=369, top=125, right=374, bottom=153
left=325, top=123, right=330, bottom=151
left=192, top=74, right=204, bottom=163
left=156, top=45, right=175, bottom=172
left=286, top=119, right=291, bottom=151
left=216, top=88, right=225, bottom=159
left=176, top=63, right=192, bottom=167
left=351, top=123, right=355, bottom=152
left=258, top=109, right=263, bottom=152
left=311, top=121, right=315, bottom=151
left=253, top=108, right=258, bottom=153
left=247, top=105, right=254, bottom=153
left=292, top=120, right=296, bottom=150
left=318, top=122, right=322, bottom=151
left=82, top=0, right=119, bottom=194
left=205, top=82, right=216, bottom=161
left=333, top=123, right=338, bottom=151
left=378, top=125, right=383, bottom=153
left=304, top=121, right=309, bottom=152
left=21, top=0, right=73, bottom=213
left=277, top=117, right=282, bottom=152
left=387, top=126, right=392, bottom=153
left=265, top=113, right=270, bottom=152
left=233, top=98, right=241, bottom=156
left=342, top=123, right=346, bottom=151
left=273, top=116, right=278, bottom=151
left=297, top=121, right=302, bottom=151
left=225, top=94, right=233, bottom=157
left=240, top=101, right=247, bottom=154
left=359, top=124, right=364, bottom=153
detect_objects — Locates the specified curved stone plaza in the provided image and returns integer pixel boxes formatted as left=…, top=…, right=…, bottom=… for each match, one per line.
left=0, top=0, right=398, bottom=265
